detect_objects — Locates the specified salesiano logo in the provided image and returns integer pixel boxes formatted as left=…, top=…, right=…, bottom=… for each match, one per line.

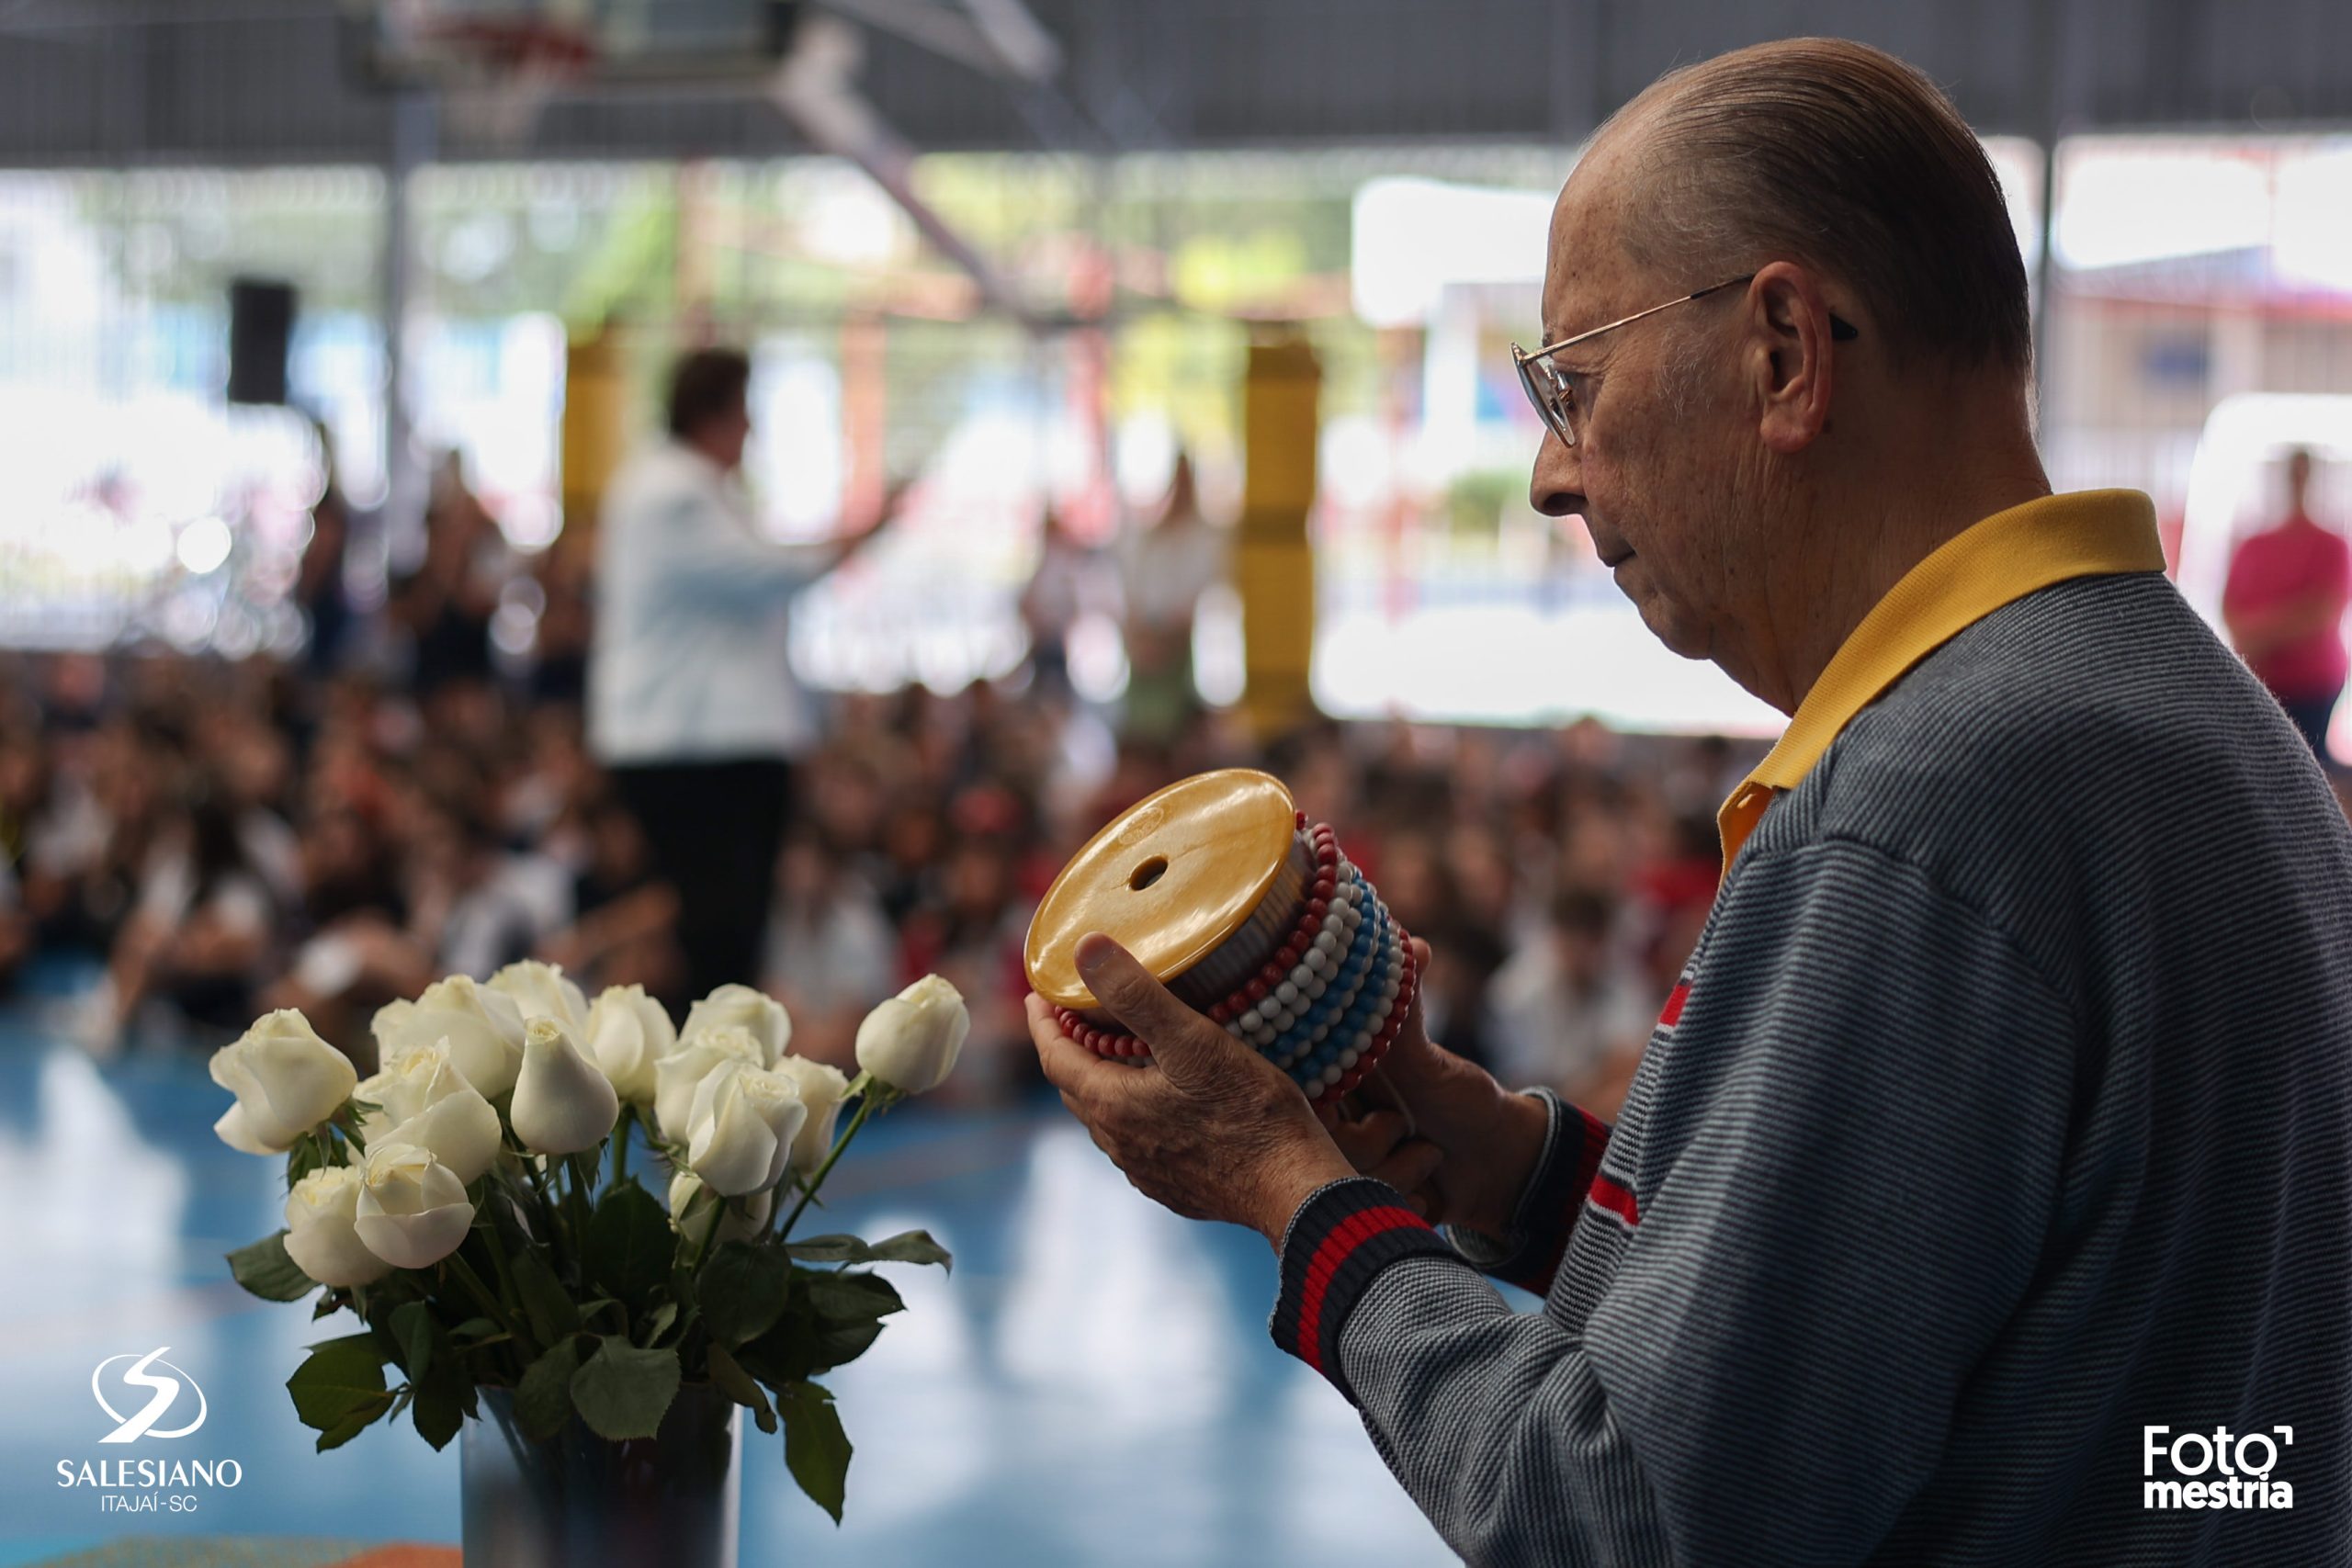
left=92, top=1348, right=208, bottom=1444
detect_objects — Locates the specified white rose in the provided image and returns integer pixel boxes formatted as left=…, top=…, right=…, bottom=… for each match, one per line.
left=378, top=1079, right=502, bottom=1184
left=584, top=985, right=674, bottom=1105
left=369, top=998, right=418, bottom=1062
left=652, top=1025, right=767, bottom=1144
left=680, top=984, right=791, bottom=1066
left=510, top=1019, right=620, bottom=1156
left=210, top=1010, right=358, bottom=1154
left=353, top=1142, right=475, bottom=1269
left=854, top=975, right=969, bottom=1096
left=282, top=1166, right=390, bottom=1287
left=377, top=976, right=528, bottom=1098
left=684, top=1062, right=807, bottom=1197
left=489, top=960, right=590, bottom=1036
left=770, top=1055, right=852, bottom=1173
left=666, top=1169, right=773, bottom=1244
left=354, top=1038, right=464, bottom=1144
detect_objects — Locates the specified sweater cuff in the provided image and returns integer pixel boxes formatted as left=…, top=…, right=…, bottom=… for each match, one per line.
left=1444, top=1089, right=1612, bottom=1296
left=1270, top=1178, right=1455, bottom=1403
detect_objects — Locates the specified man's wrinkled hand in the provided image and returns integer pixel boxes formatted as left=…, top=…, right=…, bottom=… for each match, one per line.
left=1027, top=932, right=1368, bottom=1247
left=1340, top=937, right=1552, bottom=1237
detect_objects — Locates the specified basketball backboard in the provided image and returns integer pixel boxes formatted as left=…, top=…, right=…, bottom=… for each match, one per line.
left=349, top=0, right=799, bottom=91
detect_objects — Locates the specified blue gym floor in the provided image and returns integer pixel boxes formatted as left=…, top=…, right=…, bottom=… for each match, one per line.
left=0, top=972, right=1456, bottom=1566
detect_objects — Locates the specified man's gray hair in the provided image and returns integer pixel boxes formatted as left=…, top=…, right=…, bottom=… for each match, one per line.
left=1612, top=38, right=2033, bottom=379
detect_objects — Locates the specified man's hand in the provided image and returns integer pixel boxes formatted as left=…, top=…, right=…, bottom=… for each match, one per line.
left=1336, top=938, right=1552, bottom=1238
left=1027, top=932, right=1441, bottom=1247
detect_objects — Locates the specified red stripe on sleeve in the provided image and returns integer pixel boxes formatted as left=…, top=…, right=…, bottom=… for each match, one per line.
left=1589, top=1172, right=1641, bottom=1227
left=1658, top=982, right=1691, bottom=1028
left=1295, top=1206, right=1431, bottom=1374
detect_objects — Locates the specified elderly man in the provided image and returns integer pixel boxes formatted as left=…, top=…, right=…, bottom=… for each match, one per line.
left=1028, top=37, right=2352, bottom=1567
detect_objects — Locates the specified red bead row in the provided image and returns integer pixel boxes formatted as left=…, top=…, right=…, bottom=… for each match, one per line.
left=1051, top=1002, right=1152, bottom=1058
left=1208, top=822, right=1341, bottom=1024
left=1054, top=912, right=1416, bottom=1100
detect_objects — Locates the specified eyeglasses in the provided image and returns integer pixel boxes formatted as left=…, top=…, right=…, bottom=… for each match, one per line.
left=1510, top=273, right=1860, bottom=447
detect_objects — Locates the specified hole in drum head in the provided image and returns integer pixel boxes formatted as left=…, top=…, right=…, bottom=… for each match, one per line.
left=1129, top=855, right=1170, bottom=891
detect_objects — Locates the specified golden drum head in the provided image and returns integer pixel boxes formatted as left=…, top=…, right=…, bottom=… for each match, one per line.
left=1023, top=769, right=1298, bottom=1010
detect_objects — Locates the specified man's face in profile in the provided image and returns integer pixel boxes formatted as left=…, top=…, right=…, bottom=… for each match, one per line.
left=1530, top=129, right=1762, bottom=671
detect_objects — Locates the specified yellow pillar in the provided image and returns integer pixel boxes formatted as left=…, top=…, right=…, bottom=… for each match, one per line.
left=560, top=323, right=626, bottom=553
left=1236, top=329, right=1321, bottom=739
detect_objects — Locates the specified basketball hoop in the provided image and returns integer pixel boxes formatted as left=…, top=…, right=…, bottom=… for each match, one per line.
left=410, top=14, right=599, bottom=148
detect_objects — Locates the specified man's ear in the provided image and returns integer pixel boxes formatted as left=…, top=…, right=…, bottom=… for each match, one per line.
left=1746, top=262, right=1838, bottom=456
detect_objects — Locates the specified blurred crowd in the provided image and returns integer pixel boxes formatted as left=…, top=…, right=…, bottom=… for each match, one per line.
left=0, top=631, right=1751, bottom=1122
left=0, top=383, right=1782, bottom=1122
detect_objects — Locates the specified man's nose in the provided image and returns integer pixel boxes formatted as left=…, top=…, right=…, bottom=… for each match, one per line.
left=1530, top=429, right=1585, bottom=519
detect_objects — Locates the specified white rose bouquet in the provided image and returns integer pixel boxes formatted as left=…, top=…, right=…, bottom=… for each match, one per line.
left=217, top=962, right=968, bottom=1522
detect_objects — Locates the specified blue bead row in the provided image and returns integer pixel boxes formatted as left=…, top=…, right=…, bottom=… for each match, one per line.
left=1288, top=911, right=1402, bottom=1087
left=1264, top=873, right=1384, bottom=1067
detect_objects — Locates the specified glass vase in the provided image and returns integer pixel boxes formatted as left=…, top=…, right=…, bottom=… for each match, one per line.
left=461, top=1382, right=743, bottom=1568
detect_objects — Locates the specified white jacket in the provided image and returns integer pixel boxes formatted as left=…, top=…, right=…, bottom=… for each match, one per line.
left=587, top=441, right=819, bottom=766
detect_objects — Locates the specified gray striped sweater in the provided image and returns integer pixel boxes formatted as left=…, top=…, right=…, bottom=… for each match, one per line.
left=1272, top=570, right=2352, bottom=1565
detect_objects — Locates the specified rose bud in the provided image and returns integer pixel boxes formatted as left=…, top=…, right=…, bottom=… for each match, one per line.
left=666, top=1168, right=774, bottom=1243
left=770, top=1055, right=852, bottom=1173
left=369, top=997, right=419, bottom=1063
left=377, top=976, right=528, bottom=1099
left=684, top=1061, right=808, bottom=1198
left=854, top=975, right=970, bottom=1096
left=652, top=1024, right=767, bottom=1144
left=489, top=959, right=590, bottom=1037
left=377, top=1073, right=502, bottom=1183
left=680, top=984, right=792, bottom=1066
left=584, top=984, right=674, bottom=1106
left=355, top=1039, right=465, bottom=1143
left=210, top=1010, right=359, bottom=1155
left=511, top=1018, right=621, bottom=1156
left=354, top=1142, right=476, bottom=1269
left=283, top=1166, right=390, bottom=1288
left=353, top=1060, right=427, bottom=1145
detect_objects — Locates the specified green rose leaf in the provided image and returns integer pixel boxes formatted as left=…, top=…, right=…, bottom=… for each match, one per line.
left=781, top=1235, right=865, bottom=1264
left=509, top=1247, right=582, bottom=1348
left=286, top=1337, right=391, bottom=1444
left=227, top=1231, right=318, bottom=1303
left=864, top=1230, right=951, bottom=1272
left=515, top=1338, right=583, bottom=1443
left=700, top=1242, right=794, bottom=1349
left=411, top=1373, right=466, bottom=1451
left=706, top=1343, right=778, bottom=1436
left=586, top=1182, right=674, bottom=1314
left=285, top=1132, right=329, bottom=1191
left=786, top=1231, right=951, bottom=1273
left=803, top=1270, right=904, bottom=1328
left=311, top=1405, right=382, bottom=1453
left=390, top=1301, right=444, bottom=1385
left=644, top=1301, right=678, bottom=1345
left=778, top=1381, right=852, bottom=1524
left=569, top=1337, right=680, bottom=1441
left=808, top=1317, right=886, bottom=1375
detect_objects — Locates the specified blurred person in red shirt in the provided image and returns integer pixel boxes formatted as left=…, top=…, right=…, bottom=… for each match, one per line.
left=2224, top=448, right=2348, bottom=759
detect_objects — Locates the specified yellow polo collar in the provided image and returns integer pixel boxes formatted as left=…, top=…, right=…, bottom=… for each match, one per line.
left=1718, top=489, right=2165, bottom=872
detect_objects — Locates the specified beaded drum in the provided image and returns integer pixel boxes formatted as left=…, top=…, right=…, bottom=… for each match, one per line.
left=1023, top=769, right=1419, bottom=1108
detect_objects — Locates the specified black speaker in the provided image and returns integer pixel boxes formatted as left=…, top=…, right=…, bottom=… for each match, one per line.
left=227, top=277, right=297, bottom=406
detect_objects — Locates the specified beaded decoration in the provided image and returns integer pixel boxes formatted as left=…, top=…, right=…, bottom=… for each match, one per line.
left=1049, top=810, right=1419, bottom=1108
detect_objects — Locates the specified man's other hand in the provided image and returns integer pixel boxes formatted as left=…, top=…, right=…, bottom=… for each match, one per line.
left=1339, top=937, right=1552, bottom=1237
